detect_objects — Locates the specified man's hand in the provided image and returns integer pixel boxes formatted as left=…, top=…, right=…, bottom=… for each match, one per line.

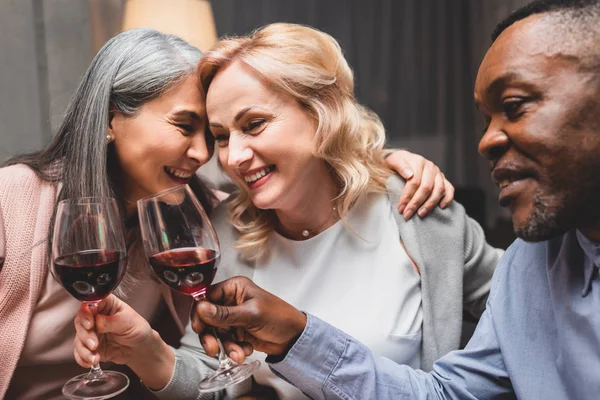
left=191, top=277, right=307, bottom=357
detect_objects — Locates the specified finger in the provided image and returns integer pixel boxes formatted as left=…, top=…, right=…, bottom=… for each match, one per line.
left=195, top=300, right=253, bottom=329
left=74, top=319, right=99, bottom=352
left=73, top=337, right=98, bottom=367
left=199, top=333, right=220, bottom=358
left=239, top=333, right=284, bottom=356
left=75, top=304, right=94, bottom=330
left=440, top=174, right=455, bottom=208
left=74, top=311, right=99, bottom=352
left=206, top=276, right=256, bottom=305
left=222, top=340, right=248, bottom=363
left=93, top=295, right=118, bottom=315
left=385, top=151, right=416, bottom=180
left=398, top=172, right=421, bottom=216
left=416, top=172, right=446, bottom=217
left=404, top=163, right=437, bottom=219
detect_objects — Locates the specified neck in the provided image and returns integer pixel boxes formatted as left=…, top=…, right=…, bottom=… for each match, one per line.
left=275, top=175, right=339, bottom=240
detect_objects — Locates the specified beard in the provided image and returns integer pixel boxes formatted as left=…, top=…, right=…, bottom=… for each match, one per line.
left=514, top=168, right=600, bottom=242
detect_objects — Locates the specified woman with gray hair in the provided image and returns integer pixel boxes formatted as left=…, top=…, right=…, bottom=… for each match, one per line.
left=0, top=27, right=451, bottom=399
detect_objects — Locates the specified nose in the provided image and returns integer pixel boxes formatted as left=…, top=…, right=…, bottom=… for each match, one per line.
left=227, top=133, right=253, bottom=170
left=187, top=132, right=211, bottom=167
left=478, top=121, right=510, bottom=161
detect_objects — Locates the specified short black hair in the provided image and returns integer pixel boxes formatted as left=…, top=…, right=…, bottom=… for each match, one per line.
left=492, top=0, right=600, bottom=42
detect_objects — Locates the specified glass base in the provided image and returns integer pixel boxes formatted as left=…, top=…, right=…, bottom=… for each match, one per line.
left=198, top=359, right=261, bottom=393
left=63, top=370, right=130, bottom=400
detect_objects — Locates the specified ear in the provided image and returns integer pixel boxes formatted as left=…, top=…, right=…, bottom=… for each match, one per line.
left=107, top=111, right=125, bottom=139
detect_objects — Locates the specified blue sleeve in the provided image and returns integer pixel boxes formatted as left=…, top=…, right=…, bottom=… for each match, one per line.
left=269, top=253, right=517, bottom=399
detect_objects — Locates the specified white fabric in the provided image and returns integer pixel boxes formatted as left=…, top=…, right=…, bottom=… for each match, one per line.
left=248, top=193, right=423, bottom=399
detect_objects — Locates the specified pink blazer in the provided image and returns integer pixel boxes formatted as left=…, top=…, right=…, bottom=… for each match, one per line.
left=0, top=165, right=191, bottom=397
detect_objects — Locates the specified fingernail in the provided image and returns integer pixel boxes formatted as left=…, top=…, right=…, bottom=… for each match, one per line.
left=87, top=339, right=96, bottom=349
left=440, top=201, right=448, bottom=209
left=398, top=204, right=406, bottom=214
left=83, top=319, right=92, bottom=330
left=230, top=351, right=238, bottom=362
left=403, top=208, right=414, bottom=220
left=402, top=168, right=414, bottom=179
left=418, top=207, right=427, bottom=217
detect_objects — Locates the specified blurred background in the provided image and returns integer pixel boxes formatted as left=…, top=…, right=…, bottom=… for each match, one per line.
left=0, top=0, right=527, bottom=248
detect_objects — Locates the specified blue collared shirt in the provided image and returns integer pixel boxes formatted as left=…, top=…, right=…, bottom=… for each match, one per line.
left=270, top=230, right=600, bottom=399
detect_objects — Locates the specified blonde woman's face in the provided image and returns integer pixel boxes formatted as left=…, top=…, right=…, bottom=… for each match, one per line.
left=109, top=76, right=210, bottom=210
left=207, top=61, right=329, bottom=211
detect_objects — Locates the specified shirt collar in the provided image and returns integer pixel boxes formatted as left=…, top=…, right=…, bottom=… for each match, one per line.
left=576, top=230, right=600, bottom=297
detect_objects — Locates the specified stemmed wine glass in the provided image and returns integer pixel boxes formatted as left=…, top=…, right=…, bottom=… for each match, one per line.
left=51, top=198, right=130, bottom=399
left=137, top=184, right=260, bottom=393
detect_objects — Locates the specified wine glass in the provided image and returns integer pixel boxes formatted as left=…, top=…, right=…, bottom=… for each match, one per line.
left=137, top=184, right=260, bottom=393
left=51, top=197, right=130, bottom=399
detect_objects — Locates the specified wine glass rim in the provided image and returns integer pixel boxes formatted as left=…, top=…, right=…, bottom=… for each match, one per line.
left=58, top=197, right=118, bottom=205
left=136, top=184, right=189, bottom=203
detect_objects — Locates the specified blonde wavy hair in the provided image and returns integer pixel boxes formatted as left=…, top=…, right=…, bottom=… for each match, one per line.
left=197, top=23, right=391, bottom=261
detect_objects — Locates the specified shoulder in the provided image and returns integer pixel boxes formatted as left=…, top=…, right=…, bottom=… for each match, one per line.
left=385, top=173, right=469, bottom=238
left=0, top=164, right=51, bottom=198
left=0, top=164, right=42, bottom=185
left=489, top=237, right=550, bottom=294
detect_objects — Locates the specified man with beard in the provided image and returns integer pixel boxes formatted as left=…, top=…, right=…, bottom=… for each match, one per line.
left=192, top=0, right=600, bottom=398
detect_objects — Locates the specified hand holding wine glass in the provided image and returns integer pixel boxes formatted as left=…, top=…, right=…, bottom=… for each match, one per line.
left=51, top=197, right=129, bottom=399
left=137, top=184, right=260, bottom=393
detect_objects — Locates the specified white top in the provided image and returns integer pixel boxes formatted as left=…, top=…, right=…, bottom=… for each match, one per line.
left=249, top=192, right=423, bottom=399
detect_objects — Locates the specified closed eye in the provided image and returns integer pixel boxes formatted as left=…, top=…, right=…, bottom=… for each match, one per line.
left=176, top=124, right=194, bottom=136
left=244, top=119, right=266, bottom=133
left=214, top=134, right=229, bottom=147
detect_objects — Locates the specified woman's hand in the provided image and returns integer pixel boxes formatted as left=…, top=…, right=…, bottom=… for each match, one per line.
left=73, top=295, right=175, bottom=390
left=384, top=149, right=455, bottom=219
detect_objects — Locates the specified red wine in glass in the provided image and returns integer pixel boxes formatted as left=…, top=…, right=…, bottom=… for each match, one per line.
left=54, top=249, right=127, bottom=302
left=138, top=184, right=260, bottom=393
left=51, top=197, right=129, bottom=399
left=149, top=247, right=219, bottom=297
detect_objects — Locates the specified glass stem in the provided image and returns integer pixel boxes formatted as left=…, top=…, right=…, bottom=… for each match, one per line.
left=86, top=302, right=106, bottom=382
left=194, top=293, right=236, bottom=371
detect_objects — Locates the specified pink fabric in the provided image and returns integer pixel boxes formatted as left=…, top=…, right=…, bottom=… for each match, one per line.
left=0, top=165, right=56, bottom=398
left=0, top=165, right=200, bottom=397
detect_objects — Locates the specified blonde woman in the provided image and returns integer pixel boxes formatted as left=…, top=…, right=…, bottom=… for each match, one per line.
left=73, top=23, right=501, bottom=399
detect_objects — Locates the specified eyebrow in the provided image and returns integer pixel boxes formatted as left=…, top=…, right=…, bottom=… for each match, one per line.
left=171, top=110, right=202, bottom=121
left=209, top=105, right=267, bottom=128
left=486, top=72, right=524, bottom=95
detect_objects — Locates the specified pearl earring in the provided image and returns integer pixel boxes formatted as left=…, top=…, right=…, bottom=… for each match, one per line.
left=106, top=134, right=113, bottom=143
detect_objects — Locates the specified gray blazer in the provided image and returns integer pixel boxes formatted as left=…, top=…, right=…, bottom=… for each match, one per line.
left=212, top=174, right=503, bottom=371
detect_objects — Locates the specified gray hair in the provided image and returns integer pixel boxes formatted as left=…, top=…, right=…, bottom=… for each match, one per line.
left=5, top=28, right=215, bottom=295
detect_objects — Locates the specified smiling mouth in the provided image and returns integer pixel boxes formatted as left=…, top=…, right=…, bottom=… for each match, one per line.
left=243, top=165, right=275, bottom=184
left=164, top=166, right=194, bottom=182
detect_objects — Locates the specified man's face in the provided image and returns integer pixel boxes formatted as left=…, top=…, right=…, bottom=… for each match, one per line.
left=475, top=16, right=600, bottom=242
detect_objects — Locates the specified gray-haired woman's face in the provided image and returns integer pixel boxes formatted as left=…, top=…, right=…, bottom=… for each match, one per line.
left=108, top=75, right=210, bottom=211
